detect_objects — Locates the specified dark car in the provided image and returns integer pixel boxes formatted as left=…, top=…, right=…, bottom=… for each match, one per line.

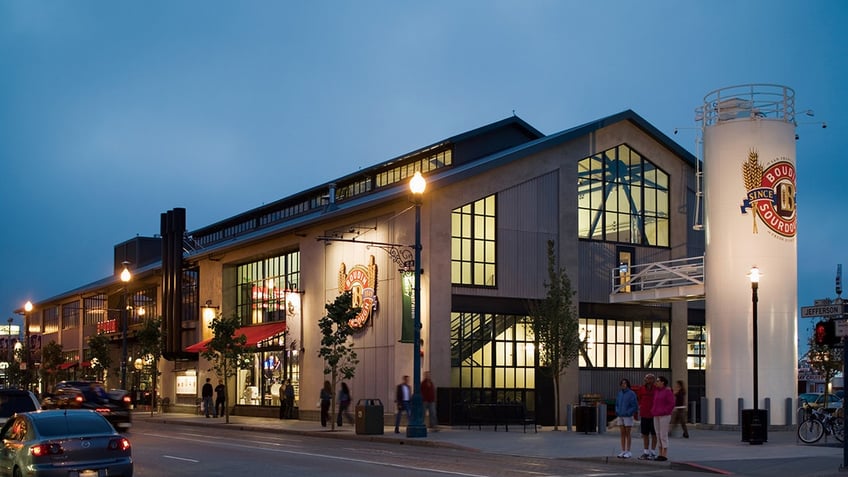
left=0, top=409, right=132, bottom=477
left=40, top=381, right=132, bottom=431
left=0, top=389, right=41, bottom=419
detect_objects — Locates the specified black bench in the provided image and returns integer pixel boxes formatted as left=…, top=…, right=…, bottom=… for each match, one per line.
left=467, top=403, right=537, bottom=433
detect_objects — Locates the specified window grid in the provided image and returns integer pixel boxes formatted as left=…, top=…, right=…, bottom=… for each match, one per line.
left=61, top=302, right=80, bottom=330
left=578, top=317, right=670, bottom=369
left=578, top=144, right=670, bottom=246
left=42, top=306, right=59, bottom=334
left=687, top=325, right=706, bottom=370
left=451, top=195, right=496, bottom=286
left=235, top=251, right=301, bottom=326
left=83, top=295, right=106, bottom=327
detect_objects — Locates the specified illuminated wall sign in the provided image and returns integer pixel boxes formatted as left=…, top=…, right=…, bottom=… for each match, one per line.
left=740, top=150, right=796, bottom=237
left=339, top=255, right=378, bottom=329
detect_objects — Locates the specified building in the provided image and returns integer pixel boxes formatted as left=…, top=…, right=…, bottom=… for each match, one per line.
left=20, top=110, right=705, bottom=425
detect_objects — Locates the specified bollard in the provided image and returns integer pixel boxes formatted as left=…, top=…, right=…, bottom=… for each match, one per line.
left=764, top=397, right=771, bottom=425
left=784, top=397, right=793, bottom=425
left=566, top=403, right=573, bottom=432
left=598, top=403, right=607, bottom=434
left=738, top=397, right=744, bottom=425
left=689, top=400, right=697, bottom=424
left=715, top=397, right=722, bottom=425
left=700, top=396, right=708, bottom=424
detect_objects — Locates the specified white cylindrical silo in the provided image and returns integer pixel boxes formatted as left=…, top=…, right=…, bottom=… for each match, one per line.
left=700, top=84, right=798, bottom=426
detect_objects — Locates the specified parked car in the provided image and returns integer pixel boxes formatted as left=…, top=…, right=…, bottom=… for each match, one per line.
left=799, top=392, right=843, bottom=410
left=40, top=381, right=132, bottom=431
left=0, top=409, right=132, bottom=476
left=0, top=389, right=41, bottom=419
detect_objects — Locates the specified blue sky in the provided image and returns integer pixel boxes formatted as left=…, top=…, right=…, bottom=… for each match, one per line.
left=1, top=1, right=845, bottom=358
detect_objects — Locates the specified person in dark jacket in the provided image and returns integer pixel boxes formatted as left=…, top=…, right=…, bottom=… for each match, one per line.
left=201, top=378, right=214, bottom=418
left=214, top=379, right=226, bottom=418
left=421, top=371, right=438, bottom=430
left=394, top=375, right=410, bottom=433
left=319, top=381, right=332, bottom=427
left=615, top=378, right=639, bottom=458
left=336, top=382, right=354, bottom=426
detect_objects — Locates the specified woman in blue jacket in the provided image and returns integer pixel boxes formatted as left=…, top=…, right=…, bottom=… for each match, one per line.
left=615, top=378, right=639, bottom=458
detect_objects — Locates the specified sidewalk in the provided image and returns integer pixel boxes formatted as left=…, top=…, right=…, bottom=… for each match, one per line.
left=133, top=411, right=847, bottom=474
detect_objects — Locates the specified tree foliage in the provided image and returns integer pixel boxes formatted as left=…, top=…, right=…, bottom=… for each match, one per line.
left=805, top=335, right=843, bottom=406
left=528, top=240, right=581, bottom=430
left=39, top=340, right=64, bottom=391
left=87, top=333, right=113, bottom=382
left=135, top=316, right=163, bottom=415
left=200, top=313, right=253, bottom=423
left=318, top=291, right=360, bottom=430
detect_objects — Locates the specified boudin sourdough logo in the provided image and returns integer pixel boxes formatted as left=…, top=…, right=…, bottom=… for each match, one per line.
left=338, top=255, right=378, bottom=329
left=740, top=149, right=796, bottom=237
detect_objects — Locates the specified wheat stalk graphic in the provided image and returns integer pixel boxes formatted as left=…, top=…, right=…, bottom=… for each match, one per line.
left=742, top=149, right=763, bottom=234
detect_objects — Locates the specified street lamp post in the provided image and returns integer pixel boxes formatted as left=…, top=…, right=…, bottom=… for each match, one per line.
left=746, top=266, right=765, bottom=445
left=23, top=301, right=32, bottom=391
left=407, top=171, right=427, bottom=438
left=120, top=262, right=132, bottom=390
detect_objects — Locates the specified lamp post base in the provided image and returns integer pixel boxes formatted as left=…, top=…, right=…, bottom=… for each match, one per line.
left=406, top=424, right=427, bottom=438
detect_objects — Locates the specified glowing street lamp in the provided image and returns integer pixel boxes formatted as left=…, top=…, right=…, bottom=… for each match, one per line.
left=407, top=171, right=427, bottom=438
left=120, top=262, right=131, bottom=390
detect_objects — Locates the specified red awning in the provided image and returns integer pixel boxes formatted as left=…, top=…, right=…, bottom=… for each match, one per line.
left=81, top=361, right=92, bottom=368
left=58, top=362, right=79, bottom=370
left=184, top=321, right=287, bottom=353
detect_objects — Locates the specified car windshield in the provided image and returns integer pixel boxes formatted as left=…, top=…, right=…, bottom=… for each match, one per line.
left=33, top=412, right=115, bottom=437
left=0, top=394, right=37, bottom=417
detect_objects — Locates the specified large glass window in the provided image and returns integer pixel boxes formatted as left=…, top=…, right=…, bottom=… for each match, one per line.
left=687, top=325, right=706, bottom=370
left=61, top=302, right=80, bottom=330
left=449, top=312, right=536, bottom=404
left=578, top=144, right=669, bottom=246
left=235, top=251, right=300, bottom=325
left=451, top=195, right=496, bottom=286
left=578, top=318, right=670, bottom=369
left=42, top=306, right=59, bottom=334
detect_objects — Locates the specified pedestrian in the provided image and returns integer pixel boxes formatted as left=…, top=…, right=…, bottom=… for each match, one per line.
left=214, top=378, right=226, bottom=418
left=201, top=377, right=214, bottom=418
left=615, top=378, right=639, bottom=458
left=320, top=380, right=332, bottom=427
left=394, top=375, right=411, bottom=433
left=671, top=380, right=690, bottom=438
left=278, top=380, right=287, bottom=419
left=652, top=376, right=675, bottom=462
left=284, top=379, right=295, bottom=418
left=421, top=371, right=438, bottom=430
left=634, top=373, right=658, bottom=460
left=337, top=382, right=354, bottom=426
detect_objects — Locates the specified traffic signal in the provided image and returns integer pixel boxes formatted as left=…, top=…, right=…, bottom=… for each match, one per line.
left=814, top=320, right=840, bottom=346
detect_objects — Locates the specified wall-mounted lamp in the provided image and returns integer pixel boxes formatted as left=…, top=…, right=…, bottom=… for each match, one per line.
left=202, top=300, right=219, bottom=327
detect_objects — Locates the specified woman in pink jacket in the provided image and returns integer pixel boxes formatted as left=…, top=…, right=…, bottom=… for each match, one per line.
left=651, top=376, right=675, bottom=461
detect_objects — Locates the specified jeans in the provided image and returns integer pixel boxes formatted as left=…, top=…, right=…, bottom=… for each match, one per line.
left=394, top=401, right=410, bottom=431
left=202, top=396, right=213, bottom=417
left=424, top=401, right=438, bottom=427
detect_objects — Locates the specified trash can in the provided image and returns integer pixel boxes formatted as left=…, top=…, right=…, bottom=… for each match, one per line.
left=741, top=408, right=768, bottom=444
left=574, top=406, right=597, bottom=433
left=355, top=398, right=384, bottom=435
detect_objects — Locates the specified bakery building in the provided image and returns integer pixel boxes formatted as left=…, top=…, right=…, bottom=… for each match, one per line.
left=19, top=109, right=705, bottom=425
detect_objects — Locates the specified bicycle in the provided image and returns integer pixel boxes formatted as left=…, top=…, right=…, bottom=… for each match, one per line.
left=797, top=404, right=845, bottom=444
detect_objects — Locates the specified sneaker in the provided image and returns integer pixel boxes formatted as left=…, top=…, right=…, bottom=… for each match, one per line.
left=617, top=451, right=626, bottom=458
left=655, top=456, right=668, bottom=461
left=638, top=453, right=651, bottom=460
left=623, top=451, right=632, bottom=458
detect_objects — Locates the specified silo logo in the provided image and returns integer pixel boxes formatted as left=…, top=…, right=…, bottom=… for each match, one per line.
left=338, top=255, right=378, bottom=329
left=740, top=149, right=796, bottom=237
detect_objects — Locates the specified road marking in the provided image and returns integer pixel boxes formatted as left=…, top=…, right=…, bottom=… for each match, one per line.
left=162, top=455, right=199, bottom=463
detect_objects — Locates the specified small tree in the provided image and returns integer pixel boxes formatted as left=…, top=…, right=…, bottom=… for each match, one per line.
left=201, top=314, right=253, bottom=423
left=317, top=291, right=360, bottom=431
left=805, top=336, right=843, bottom=408
left=40, top=340, right=64, bottom=392
left=528, top=240, right=582, bottom=430
left=135, top=316, right=163, bottom=415
left=87, top=333, right=113, bottom=383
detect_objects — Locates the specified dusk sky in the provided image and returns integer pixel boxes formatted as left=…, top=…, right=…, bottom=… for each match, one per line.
left=1, top=1, right=845, bottom=357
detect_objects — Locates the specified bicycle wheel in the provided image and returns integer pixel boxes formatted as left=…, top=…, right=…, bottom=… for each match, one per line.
left=798, top=418, right=824, bottom=443
left=832, top=417, right=845, bottom=442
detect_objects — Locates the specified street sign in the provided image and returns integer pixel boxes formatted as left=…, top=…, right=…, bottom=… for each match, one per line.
left=801, top=304, right=845, bottom=318
left=836, top=320, right=848, bottom=338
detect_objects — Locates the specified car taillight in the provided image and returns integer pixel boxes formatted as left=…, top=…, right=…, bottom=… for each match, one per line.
left=75, top=395, right=84, bottom=404
left=95, top=407, right=111, bottom=413
left=108, top=437, right=131, bottom=451
left=122, top=395, right=131, bottom=405
left=30, top=443, right=63, bottom=457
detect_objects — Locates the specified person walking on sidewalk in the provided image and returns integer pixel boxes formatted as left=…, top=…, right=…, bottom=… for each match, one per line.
left=615, top=378, right=639, bottom=458
left=421, top=371, right=438, bottom=430
left=284, top=379, right=295, bottom=418
left=201, top=378, right=214, bottom=418
left=394, top=375, right=411, bottom=433
left=671, top=380, right=690, bottom=438
left=214, top=379, right=226, bottom=418
left=634, top=374, right=658, bottom=460
left=320, top=380, right=333, bottom=427
left=337, top=382, right=354, bottom=426
left=278, top=380, right=288, bottom=419
left=651, top=376, right=675, bottom=462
